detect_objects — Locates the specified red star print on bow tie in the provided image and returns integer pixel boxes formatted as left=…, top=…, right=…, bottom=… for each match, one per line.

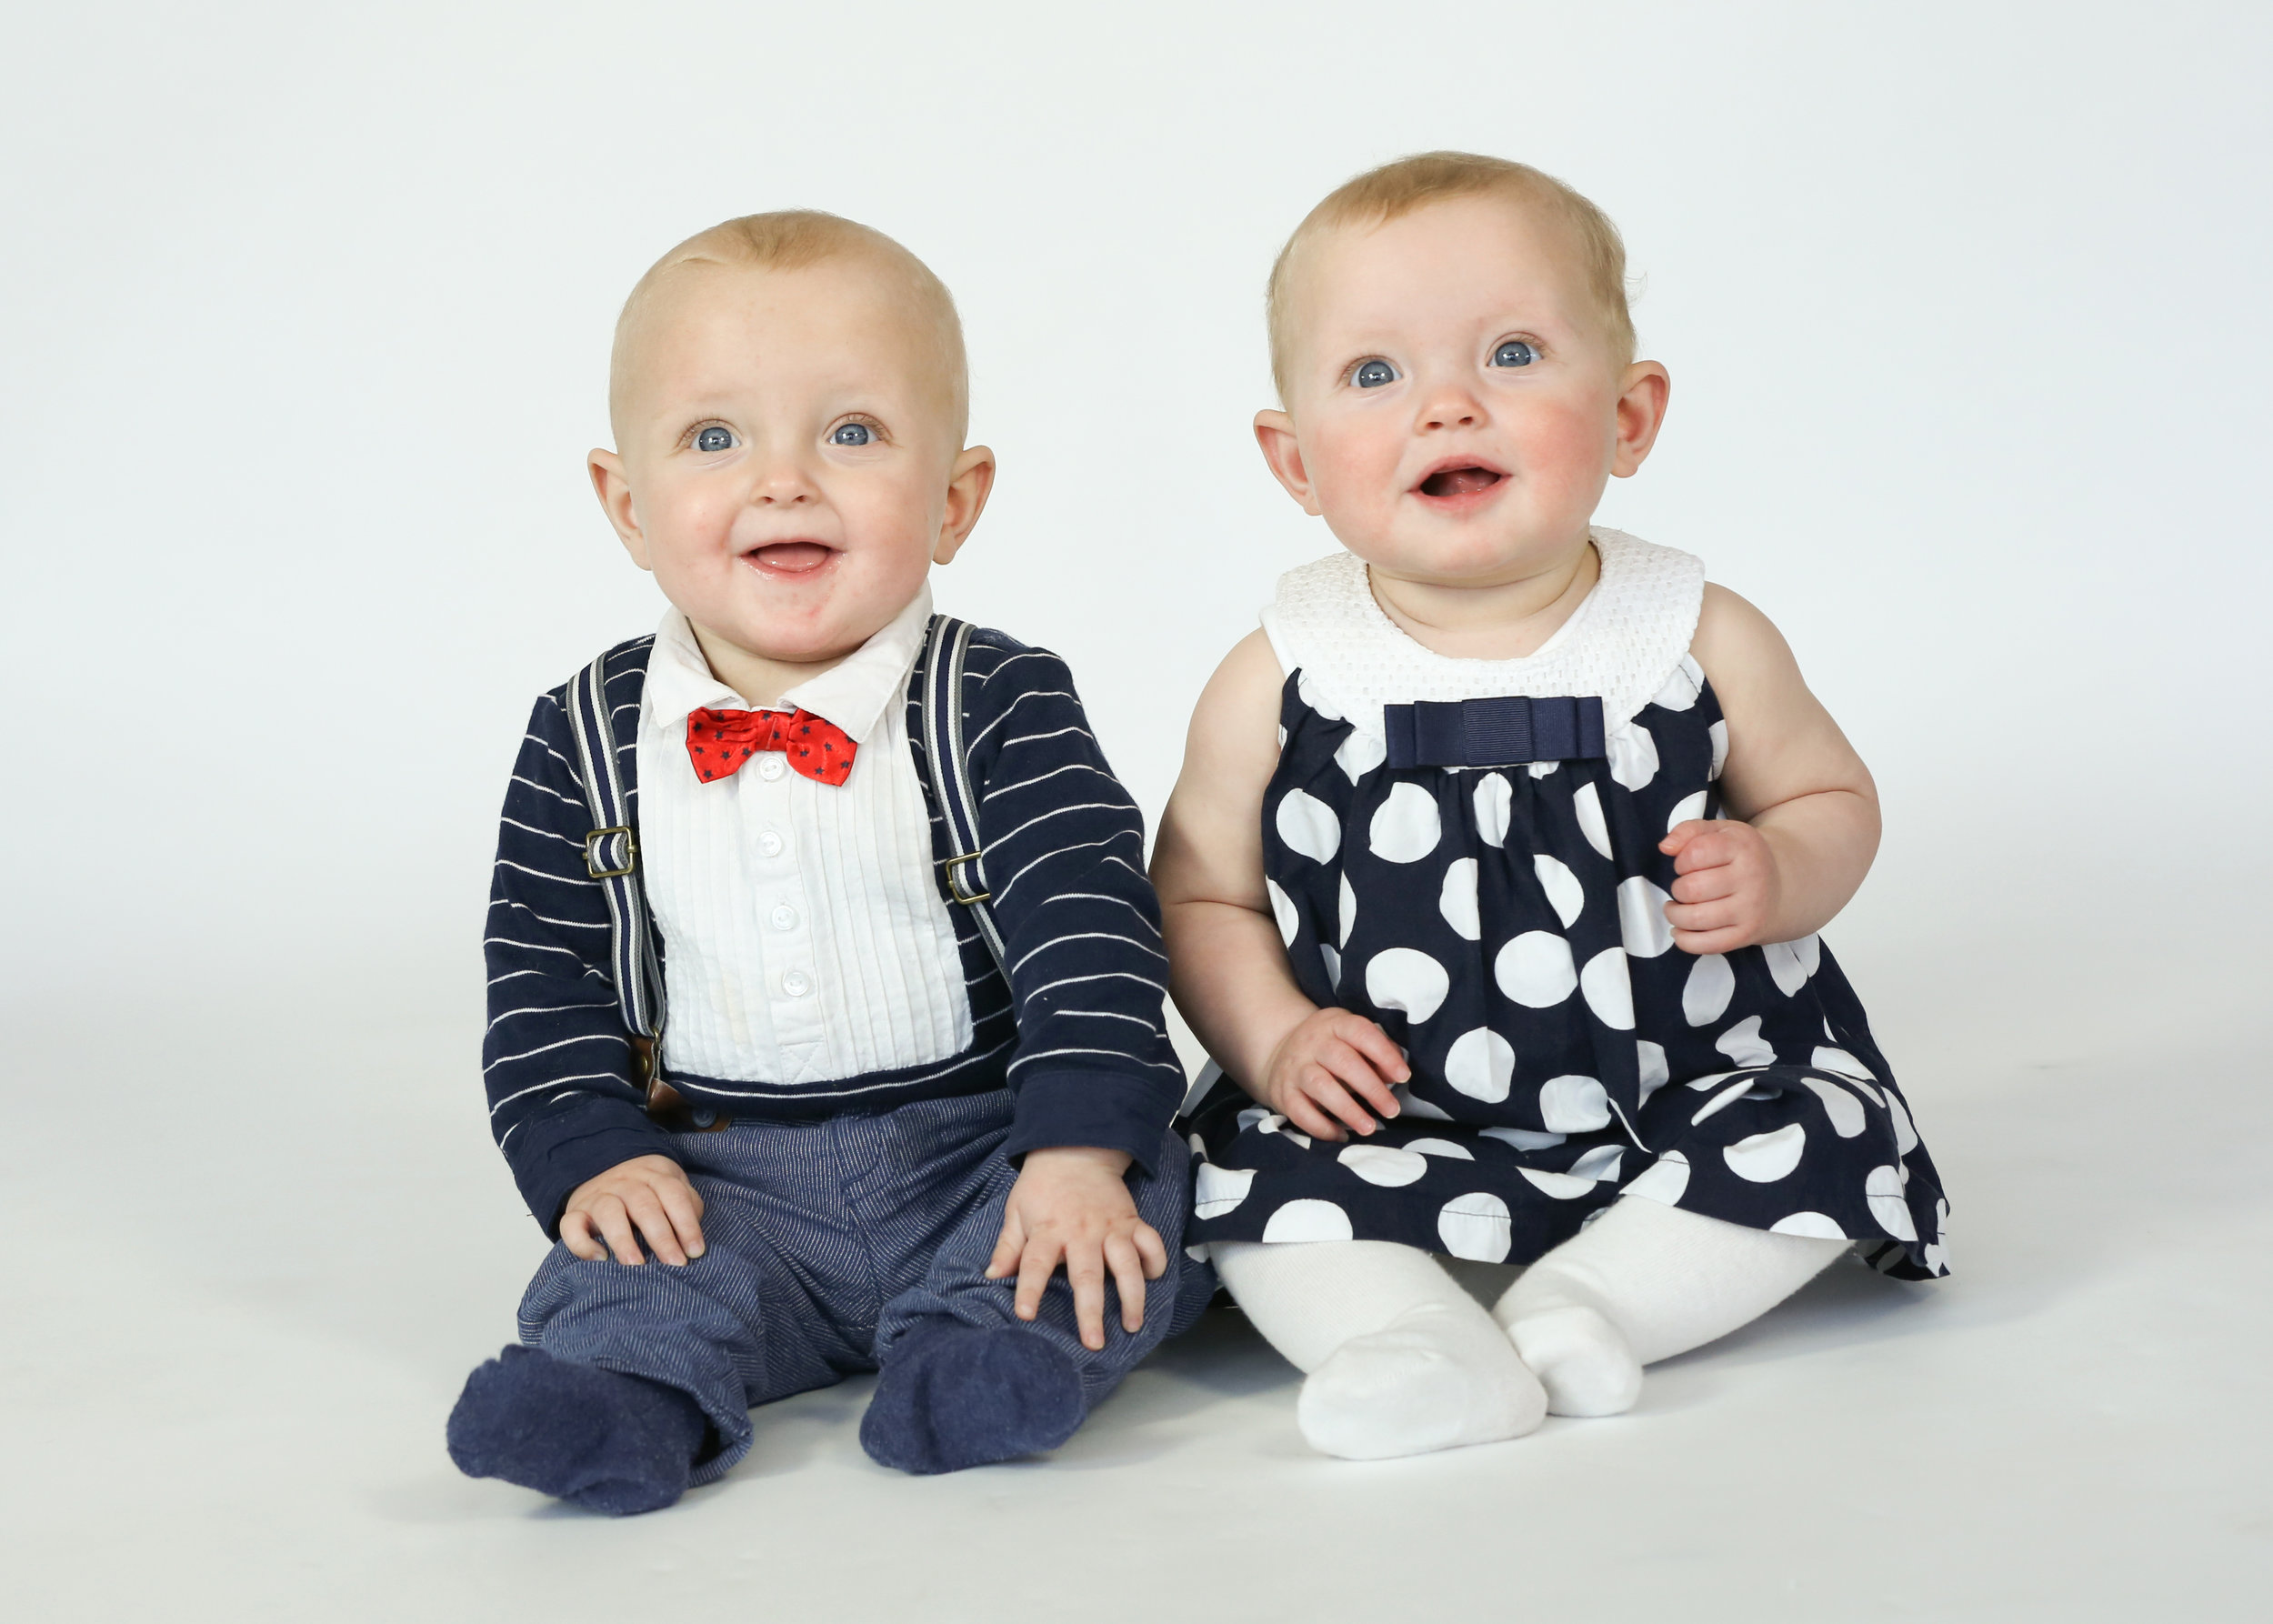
left=684, top=707, right=857, bottom=786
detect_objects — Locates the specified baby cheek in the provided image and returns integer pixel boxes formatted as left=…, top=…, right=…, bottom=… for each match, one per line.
left=1305, top=418, right=1403, bottom=519
left=1517, top=399, right=1617, bottom=498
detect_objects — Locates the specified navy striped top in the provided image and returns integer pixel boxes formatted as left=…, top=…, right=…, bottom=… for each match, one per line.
left=483, top=624, right=1185, bottom=1236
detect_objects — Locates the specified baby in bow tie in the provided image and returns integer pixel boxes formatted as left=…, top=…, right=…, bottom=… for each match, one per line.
left=450, top=211, right=1204, bottom=1511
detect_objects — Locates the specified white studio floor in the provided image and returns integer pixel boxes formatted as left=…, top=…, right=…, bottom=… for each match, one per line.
left=4, top=969, right=2266, bottom=1624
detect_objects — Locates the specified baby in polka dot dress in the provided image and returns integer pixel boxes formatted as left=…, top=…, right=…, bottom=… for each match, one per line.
left=1153, top=152, right=1948, bottom=1459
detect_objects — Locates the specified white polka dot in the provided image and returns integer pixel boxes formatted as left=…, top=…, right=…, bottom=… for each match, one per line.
left=1337, top=1144, right=1428, bottom=1187
left=1769, top=1211, right=1847, bottom=1240
left=1810, top=1046, right=1877, bottom=1088
left=1473, top=772, right=1512, bottom=847
left=1520, top=1168, right=1597, bottom=1199
left=1714, top=1014, right=1777, bottom=1068
left=1319, top=943, right=1342, bottom=991
left=1685, top=1069, right=1740, bottom=1093
left=1617, top=877, right=1675, bottom=958
left=1337, top=874, right=1357, bottom=947
left=1527, top=759, right=1560, bottom=779
left=1390, top=1085, right=1456, bottom=1121
left=1368, top=781, right=1442, bottom=863
left=1402, top=1137, right=1476, bottom=1159
left=1480, top=1125, right=1566, bottom=1151
left=1187, top=1131, right=1207, bottom=1155
left=1538, top=1074, right=1611, bottom=1132
left=1793, top=935, right=1821, bottom=977
left=1194, top=1163, right=1257, bottom=1219
left=1573, top=781, right=1613, bottom=858
left=1443, top=1027, right=1515, bottom=1102
left=1533, top=855, right=1585, bottom=927
left=1254, top=1112, right=1289, bottom=1134
left=1236, top=1107, right=1271, bottom=1131
left=1365, top=947, right=1449, bottom=1023
left=1276, top=788, right=1340, bottom=864
left=1637, top=1039, right=1670, bottom=1102
left=1264, top=877, right=1299, bottom=947
left=1622, top=1150, right=1690, bottom=1204
left=1334, top=726, right=1387, bottom=783
left=1438, top=858, right=1481, bottom=940
left=1887, top=1090, right=1919, bottom=1155
left=1263, top=1198, right=1356, bottom=1243
left=1666, top=790, right=1708, bottom=834
left=1437, top=1192, right=1513, bottom=1261
left=1797, top=1074, right=1867, bottom=1138
left=1651, top=656, right=1704, bottom=712
left=1865, top=1165, right=1918, bottom=1241
left=1496, top=930, right=1577, bottom=1007
left=1567, top=1144, right=1625, bottom=1182
left=1297, top=672, right=1344, bottom=722
left=1708, top=719, right=1729, bottom=780
left=1186, top=1243, right=1210, bottom=1262
left=1724, top=1123, right=1807, bottom=1182
left=1606, top=723, right=1660, bottom=792
left=1580, top=947, right=1636, bottom=1029
left=1683, top=953, right=1735, bottom=1026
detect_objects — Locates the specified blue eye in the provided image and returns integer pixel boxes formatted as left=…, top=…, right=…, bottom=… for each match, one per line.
left=695, top=426, right=734, bottom=452
left=1352, top=359, right=1398, bottom=389
left=1490, top=339, right=1537, bottom=368
left=830, top=423, right=873, bottom=446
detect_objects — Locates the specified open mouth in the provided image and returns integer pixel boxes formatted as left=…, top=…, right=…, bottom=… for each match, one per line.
left=1416, top=462, right=1507, bottom=500
left=742, top=541, right=838, bottom=576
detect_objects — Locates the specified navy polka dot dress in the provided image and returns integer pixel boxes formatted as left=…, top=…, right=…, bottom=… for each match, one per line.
left=1185, top=532, right=1949, bottom=1281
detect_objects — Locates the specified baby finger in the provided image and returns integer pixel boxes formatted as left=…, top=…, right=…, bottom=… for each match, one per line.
left=1104, top=1231, right=1147, bottom=1333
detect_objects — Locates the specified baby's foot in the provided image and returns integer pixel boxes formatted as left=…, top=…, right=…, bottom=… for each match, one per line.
left=446, top=1345, right=711, bottom=1515
left=859, top=1318, right=1086, bottom=1475
left=1297, top=1302, right=1546, bottom=1460
left=1507, top=1303, right=1644, bottom=1417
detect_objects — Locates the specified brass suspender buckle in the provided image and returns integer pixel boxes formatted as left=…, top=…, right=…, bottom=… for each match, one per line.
left=937, top=850, right=990, bottom=905
left=585, top=826, right=638, bottom=880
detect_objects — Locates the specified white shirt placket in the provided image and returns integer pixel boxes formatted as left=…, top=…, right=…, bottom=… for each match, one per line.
left=742, top=744, right=826, bottom=1058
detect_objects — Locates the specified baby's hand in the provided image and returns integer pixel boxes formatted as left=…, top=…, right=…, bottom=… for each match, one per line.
left=986, top=1148, right=1168, bottom=1351
left=1660, top=819, right=1783, bottom=955
left=561, top=1154, right=706, bottom=1267
left=1263, top=1007, right=1409, bottom=1142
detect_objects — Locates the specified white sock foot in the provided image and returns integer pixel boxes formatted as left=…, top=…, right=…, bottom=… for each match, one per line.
left=1505, top=1302, right=1643, bottom=1418
left=1297, top=1301, right=1547, bottom=1460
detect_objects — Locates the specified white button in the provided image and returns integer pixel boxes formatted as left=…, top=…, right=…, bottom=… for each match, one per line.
left=768, top=904, right=797, bottom=931
left=757, top=827, right=785, bottom=858
left=781, top=969, right=812, bottom=997
left=757, top=755, right=787, bottom=782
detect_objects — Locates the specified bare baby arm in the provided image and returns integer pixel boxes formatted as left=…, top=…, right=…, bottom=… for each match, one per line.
left=1150, top=631, right=1408, bottom=1143
left=1671, top=583, right=1882, bottom=953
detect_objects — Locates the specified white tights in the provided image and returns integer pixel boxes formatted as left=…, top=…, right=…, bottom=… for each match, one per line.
left=1213, top=1197, right=1849, bottom=1459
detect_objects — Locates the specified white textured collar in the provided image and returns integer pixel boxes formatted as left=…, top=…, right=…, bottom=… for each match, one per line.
left=1258, top=528, right=1706, bottom=740
left=645, top=582, right=933, bottom=744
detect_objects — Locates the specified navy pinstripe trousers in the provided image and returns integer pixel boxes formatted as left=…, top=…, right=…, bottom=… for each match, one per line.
left=516, top=1089, right=1205, bottom=1482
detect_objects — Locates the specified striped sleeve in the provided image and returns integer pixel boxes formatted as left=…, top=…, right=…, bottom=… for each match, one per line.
left=962, top=634, right=1186, bottom=1172
left=482, top=657, right=672, bottom=1237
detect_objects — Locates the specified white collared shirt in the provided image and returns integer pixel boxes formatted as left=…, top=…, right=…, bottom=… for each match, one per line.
left=636, top=586, right=974, bottom=1087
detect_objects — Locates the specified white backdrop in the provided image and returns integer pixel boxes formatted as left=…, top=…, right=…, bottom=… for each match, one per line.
left=5, top=6, right=2271, bottom=1619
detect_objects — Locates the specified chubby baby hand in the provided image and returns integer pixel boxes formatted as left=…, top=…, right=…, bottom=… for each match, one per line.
left=1660, top=818, right=1783, bottom=955
left=562, top=1154, right=707, bottom=1267
left=987, top=1148, right=1168, bottom=1351
left=1263, top=1006, right=1410, bottom=1143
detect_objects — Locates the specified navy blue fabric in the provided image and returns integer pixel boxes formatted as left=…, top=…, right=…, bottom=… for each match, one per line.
left=516, top=1091, right=1205, bottom=1482
left=1187, top=668, right=1950, bottom=1282
left=1384, top=694, right=1607, bottom=769
left=482, top=626, right=1185, bottom=1237
left=857, top=1318, right=1086, bottom=1475
left=446, top=1346, right=710, bottom=1515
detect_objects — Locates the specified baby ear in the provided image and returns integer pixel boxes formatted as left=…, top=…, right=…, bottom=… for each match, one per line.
left=934, top=444, right=996, bottom=564
left=589, top=449, right=652, bottom=569
left=1253, top=410, right=1322, bottom=516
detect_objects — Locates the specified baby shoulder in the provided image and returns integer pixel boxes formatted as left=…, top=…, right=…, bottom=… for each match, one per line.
left=1688, top=582, right=1806, bottom=710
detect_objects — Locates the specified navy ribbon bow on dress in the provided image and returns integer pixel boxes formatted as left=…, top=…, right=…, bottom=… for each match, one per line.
left=1381, top=695, right=1607, bottom=769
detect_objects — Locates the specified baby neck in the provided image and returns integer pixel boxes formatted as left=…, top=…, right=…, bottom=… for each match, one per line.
left=1366, top=538, right=1600, bottom=661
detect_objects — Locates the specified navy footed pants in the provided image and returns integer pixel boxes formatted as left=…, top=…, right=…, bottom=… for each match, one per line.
left=516, top=1089, right=1206, bottom=1482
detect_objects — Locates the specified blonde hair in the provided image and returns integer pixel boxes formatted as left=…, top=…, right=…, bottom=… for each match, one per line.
left=608, top=209, right=968, bottom=442
left=1265, top=152, right=1635, bottom=401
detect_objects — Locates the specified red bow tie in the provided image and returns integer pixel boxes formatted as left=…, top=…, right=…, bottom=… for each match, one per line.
left=684, top=707, right=857, bottom=787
